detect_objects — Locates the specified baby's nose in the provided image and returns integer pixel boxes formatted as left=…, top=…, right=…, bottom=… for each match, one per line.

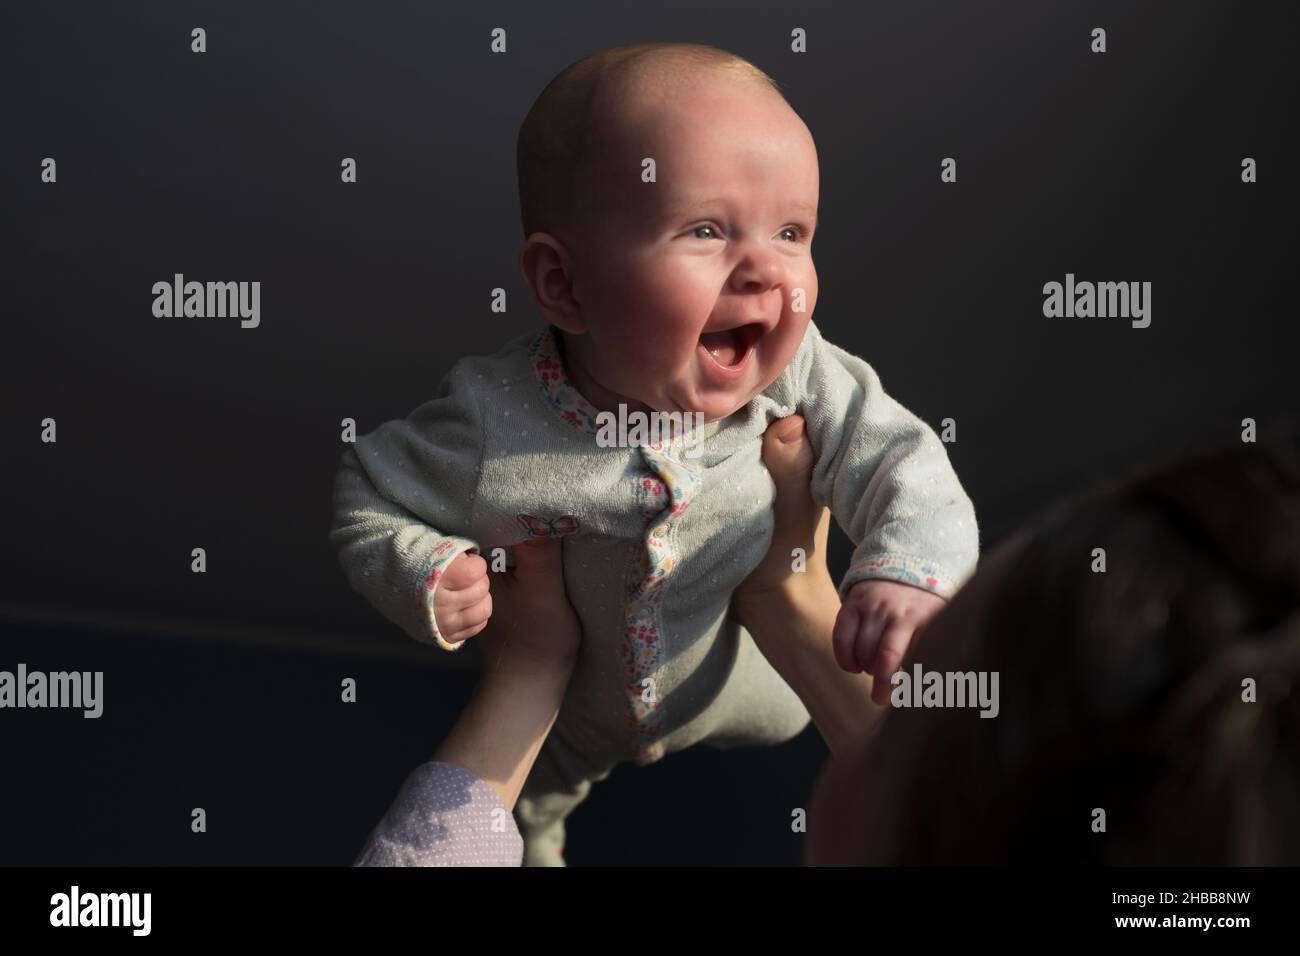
left=729, top=248, right=787, bottom=293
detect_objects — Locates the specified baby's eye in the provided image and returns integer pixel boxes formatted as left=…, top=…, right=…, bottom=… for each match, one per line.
left=778, top=226, right=806, bottom=242
left=691, top=224, right=718, bottom=240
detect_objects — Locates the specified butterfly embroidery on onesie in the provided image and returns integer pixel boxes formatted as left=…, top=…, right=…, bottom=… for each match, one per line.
left=516, top=513, right=581, bottom=539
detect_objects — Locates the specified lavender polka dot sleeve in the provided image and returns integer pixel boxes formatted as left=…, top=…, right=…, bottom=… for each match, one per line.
left=353, top=761, right=523, bottom=867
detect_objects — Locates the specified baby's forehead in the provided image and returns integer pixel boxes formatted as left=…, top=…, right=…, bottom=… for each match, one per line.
left=584, top=80, right=804, bottom=182
left=596, top=65, right=779, bottom=129
left=549, top=56, right=815, bottom=228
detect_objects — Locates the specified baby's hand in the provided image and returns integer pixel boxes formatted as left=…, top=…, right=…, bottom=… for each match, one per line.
left=433, top=551, right=492, bottom=644
left=833, top=579, right=946, bottom=705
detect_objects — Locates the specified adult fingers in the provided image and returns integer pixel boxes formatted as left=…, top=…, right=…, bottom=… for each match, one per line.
left=509, top=538, right=563, bottom=580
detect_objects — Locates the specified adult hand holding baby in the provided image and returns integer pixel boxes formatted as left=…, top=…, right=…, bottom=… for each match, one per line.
left=733, top=414, right=891, bottom=753
left=479, top=540, right=582, bottom=673
left=734, top=414, right=946, bottom=706
left=431, top=538, right=581, bottom=812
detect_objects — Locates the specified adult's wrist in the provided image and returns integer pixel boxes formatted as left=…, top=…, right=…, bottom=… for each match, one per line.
left=435, top=651, right=575, bottom=811
left=737, top=572, right=883, bottom=755
left=734, top=569, right=839, bottom=632
left=477, top=633, right=580, bottom=681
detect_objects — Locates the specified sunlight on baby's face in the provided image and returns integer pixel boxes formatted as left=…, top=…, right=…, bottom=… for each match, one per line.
left=567, top=76, right=820, bottom=423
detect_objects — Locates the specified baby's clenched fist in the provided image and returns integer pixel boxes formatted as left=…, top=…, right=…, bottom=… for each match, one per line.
left=432, top=551, right=493, bottom=644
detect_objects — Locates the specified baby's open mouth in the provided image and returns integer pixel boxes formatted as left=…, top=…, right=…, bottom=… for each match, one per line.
left=698, top=322, right=764, bottom=368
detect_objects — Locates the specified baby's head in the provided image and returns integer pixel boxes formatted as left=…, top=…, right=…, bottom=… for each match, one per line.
left=517, top=43, right=819, bottom=423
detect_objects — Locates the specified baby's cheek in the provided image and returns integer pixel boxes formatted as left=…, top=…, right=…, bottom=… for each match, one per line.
left=795, top=259, right=818, bottom=305
left=769, top=309, right=809, bottom=355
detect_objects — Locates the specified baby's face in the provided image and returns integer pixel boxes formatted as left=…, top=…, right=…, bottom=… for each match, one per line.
left=566, top=78, right=819, bottom=423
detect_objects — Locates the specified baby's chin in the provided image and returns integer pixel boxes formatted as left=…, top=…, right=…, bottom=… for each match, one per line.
left=645, top=373, right=775, bottom=423
left=672, top=389, right=761, bottom=424
left=698, top=398, right=750, bottom=423
left=634, top=397, right=730, bottom=425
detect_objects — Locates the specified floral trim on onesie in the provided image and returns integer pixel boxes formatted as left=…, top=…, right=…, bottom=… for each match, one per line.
left=624, top=439, right=702, bottom=764
left=527, top=327, right=603, bottom=434
left=527, top=325, right=703, bottom=764
left=850, top=553, right=960, bottom=599
left=422, top=537, right=482, bottom=651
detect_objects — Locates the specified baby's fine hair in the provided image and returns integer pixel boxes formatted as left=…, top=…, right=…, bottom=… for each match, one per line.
left=516, top=42, right=785, bottom=240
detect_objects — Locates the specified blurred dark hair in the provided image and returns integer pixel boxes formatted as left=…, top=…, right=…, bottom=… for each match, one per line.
left=895, top=421, right=1300, bottom=864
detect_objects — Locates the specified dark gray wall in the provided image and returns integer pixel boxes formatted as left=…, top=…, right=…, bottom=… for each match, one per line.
left=2, top=0, right=1296, bottom=864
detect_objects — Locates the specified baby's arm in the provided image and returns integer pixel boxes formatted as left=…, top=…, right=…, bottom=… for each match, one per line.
left=780, top=322, right=980, bottom=690
left=329, top=361, right=490, bottom=650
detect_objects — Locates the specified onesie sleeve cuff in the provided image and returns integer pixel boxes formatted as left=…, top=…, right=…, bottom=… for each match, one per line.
left=421, top=536, right=482, bottom=651
left=839, top=553, right=961, bottom=601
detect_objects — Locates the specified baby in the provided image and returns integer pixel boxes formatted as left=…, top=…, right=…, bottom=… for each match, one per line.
left=330, top=42, right=980, bottom=865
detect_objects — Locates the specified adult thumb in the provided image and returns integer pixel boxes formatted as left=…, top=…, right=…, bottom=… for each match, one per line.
left=510, top=538, right=563, bottom=580
left=762, top=414, right=821, bottom=539
left=763, top=415, right=815, bottom=495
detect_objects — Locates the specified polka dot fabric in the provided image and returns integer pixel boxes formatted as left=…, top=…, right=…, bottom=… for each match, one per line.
left=353, top=761, right=522, bottom=867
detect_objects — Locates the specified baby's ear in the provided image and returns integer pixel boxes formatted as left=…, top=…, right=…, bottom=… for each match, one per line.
left=519, top=233, right=585, bottom=333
